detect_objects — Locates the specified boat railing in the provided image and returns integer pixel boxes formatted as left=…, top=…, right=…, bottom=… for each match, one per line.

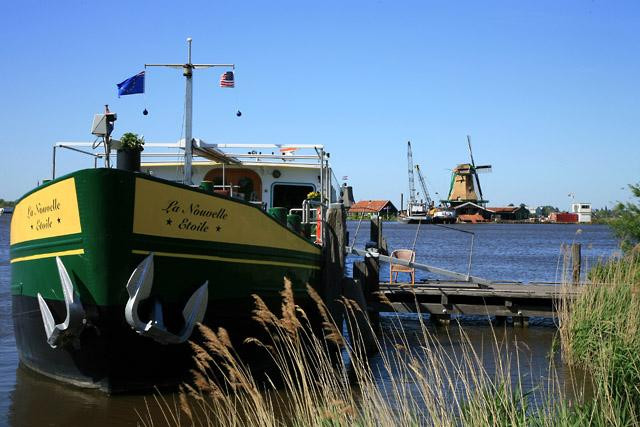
left=290, top=206, right=318, bottom=223
left=51, top=141, right=328, bottom=178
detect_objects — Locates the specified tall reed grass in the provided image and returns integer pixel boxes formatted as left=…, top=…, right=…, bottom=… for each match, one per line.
left=141, top=248, right=640, bottom=426
left=558, top=246, right=640, bottom=425
left=139, top=278, right=576, bottom=426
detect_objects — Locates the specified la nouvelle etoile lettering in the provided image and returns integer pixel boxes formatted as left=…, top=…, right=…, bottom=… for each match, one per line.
left=161, top=200, right=228, bottom=233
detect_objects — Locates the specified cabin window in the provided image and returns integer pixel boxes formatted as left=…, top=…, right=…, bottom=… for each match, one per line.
left=272, top=184, right=315, bottom=211
left=203, top=168, right=262, bottom=202
left=581, top=204, right=590, bottom=209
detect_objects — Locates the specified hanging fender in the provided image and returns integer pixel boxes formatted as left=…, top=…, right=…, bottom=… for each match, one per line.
left=124, top=253, right=208, bottom=345
left=37, top=257, right=87, bottom=349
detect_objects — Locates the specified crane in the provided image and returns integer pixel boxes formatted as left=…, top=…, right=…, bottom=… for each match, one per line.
left=407, top=141, right=416, bottom=205
left=415, top=164, right=432, bottom=207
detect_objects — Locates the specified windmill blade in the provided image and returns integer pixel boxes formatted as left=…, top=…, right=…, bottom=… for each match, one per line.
left=474, top=171, right=484, bottom=201
left=467, top=135, right=476, bottom=168
left=475, top=165, right=492, bottom=174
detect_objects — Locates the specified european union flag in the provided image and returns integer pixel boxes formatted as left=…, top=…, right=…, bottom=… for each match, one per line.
left=117, top=71, right=145, bottom=97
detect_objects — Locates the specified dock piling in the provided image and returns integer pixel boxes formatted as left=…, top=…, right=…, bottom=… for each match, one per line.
left=572, top=243, right=582, bottom=285
left=342, top=277, right=377, bottom=355
left=321, top=203, right=347, bottom=329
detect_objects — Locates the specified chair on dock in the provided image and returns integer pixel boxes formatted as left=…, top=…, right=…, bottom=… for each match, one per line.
left=389, top=249, right=415, bottom=285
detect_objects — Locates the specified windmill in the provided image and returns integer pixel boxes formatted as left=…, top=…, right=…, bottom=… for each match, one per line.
left=444, top=135, right=492, bottom=207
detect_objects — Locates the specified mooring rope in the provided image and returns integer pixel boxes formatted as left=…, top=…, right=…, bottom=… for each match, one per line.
left=350, top=202, right=373, bottom=248
left=411, top=219, right=422, bottom=253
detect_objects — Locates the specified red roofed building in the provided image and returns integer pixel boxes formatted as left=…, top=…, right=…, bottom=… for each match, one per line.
left=487, top=206, right=530, bottom=221
left=349, top=200, right=398, bottom=217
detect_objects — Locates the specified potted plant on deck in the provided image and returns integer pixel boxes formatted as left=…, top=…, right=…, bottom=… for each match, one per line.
left=307, top=191, right=321, bottom=202
left=117, top=132, right=145, bottom=172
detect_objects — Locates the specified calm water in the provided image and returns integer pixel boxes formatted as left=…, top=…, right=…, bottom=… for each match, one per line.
left=0, top=217, right=618, bottom=426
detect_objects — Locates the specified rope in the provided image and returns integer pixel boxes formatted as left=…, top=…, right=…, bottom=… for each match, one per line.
left=411, top=219, right=422, bottom=253
left=467, top=234, right=475, bottom=278
left=350, top=201, right=374, bottom=248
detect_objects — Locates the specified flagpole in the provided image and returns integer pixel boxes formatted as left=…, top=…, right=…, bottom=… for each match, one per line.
left=145, top=38, right=234, bottom=185
left=184, top=38, right=194, bottom=184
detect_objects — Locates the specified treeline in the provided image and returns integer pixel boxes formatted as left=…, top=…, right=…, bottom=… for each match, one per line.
left=608, top=183, right=640, bottom=250
left=0, top=199, right=15, bottom=207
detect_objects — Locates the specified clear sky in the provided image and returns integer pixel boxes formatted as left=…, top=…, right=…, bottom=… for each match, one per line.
left=1, top=0, right=638, bottom=210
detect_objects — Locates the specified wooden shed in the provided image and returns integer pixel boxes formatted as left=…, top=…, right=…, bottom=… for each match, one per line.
left=349, top=200, right=398, bottom=218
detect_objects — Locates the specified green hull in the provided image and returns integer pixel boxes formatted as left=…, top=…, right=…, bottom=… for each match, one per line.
left=10, top=169, right=322, bottom=391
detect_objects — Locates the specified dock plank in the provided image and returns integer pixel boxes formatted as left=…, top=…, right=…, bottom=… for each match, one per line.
left=373, top=280, right=580, bottom=320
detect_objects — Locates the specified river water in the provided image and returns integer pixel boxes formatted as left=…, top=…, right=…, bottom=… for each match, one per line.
left=0, top=216, right=618, bottom=426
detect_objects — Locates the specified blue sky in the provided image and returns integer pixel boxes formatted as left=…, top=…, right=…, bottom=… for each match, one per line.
left=0, top=0, right=638, bottom=209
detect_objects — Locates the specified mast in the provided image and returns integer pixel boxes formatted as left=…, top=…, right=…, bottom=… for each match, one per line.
left=146, top=38, right=234, bottom=185
left=407, top=141, right=416, bottom=205
left=184, top=39, right=194, bottom=183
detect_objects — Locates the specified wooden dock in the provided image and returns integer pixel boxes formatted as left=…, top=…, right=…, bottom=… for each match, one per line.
left=346, top=216, right=585, bottom=327
left=371, top=280, right=580, bottom=324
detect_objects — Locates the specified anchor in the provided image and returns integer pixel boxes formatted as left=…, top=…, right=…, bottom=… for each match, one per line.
left=37, top=257, right=87, bottom=349
left=124, top=253, right=209, bottom=345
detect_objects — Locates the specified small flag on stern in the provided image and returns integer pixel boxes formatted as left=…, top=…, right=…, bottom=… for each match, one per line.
left=219, top=71, right=234, bottom=88
left=117, top=71, right=145, bottom=97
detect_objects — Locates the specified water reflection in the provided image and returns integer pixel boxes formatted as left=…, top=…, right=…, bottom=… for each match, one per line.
left=9, top=367, right=163, bottom=426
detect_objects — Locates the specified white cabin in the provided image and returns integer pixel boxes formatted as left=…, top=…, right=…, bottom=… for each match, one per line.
left=571, top=203, right=592, bottom=223
left=52, top=139, right=339, bottom=214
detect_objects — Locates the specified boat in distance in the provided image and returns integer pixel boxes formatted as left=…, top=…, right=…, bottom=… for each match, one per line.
left=10, top=41, right=341, bottom=392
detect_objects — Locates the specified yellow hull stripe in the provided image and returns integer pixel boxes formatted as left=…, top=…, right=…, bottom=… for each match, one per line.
left=132, top=250, right=321, bottom=270
left=10, top=249, right=85, bottom=264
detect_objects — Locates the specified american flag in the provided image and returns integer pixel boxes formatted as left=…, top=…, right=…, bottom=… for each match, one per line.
left=219, top=71, right=234, bottom=88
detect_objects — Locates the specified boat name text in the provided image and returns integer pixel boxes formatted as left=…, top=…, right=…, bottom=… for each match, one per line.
left=27, top=199, right=61, bottom=218
left=26, top=198, right=64, bottom=231
left=161, top=200, right=229, bottom=220
left=160, top=199, right=229, bottom=234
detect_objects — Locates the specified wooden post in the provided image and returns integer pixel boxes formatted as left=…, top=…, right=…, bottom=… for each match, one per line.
left=342, top=276, right=377, bottom=355
left=370, top=215, right=381, bottom=248
left=321, top=203, right=347, bottom=331
left=356, top=217, right=382, bottom=332
left=431, top=314, right=451, bottom=326
left=353, top=261, right=367, bottom=296
left=369, top=214, right=388, bottom=255
left=572, top=243, right=582, bottom=285
left=513, top=316, right=530, bottom=327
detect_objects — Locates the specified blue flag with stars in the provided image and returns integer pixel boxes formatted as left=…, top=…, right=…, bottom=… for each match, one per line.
left=117, top=71, right=145, bottom=97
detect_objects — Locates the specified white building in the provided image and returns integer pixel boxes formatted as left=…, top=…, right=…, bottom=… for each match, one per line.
left=571, top=203, right=592, bottom=223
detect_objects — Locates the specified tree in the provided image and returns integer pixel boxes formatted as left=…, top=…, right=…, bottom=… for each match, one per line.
left=609, top=183, right=640, bottom=251
left=536, top=205, right=559, bottom=217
